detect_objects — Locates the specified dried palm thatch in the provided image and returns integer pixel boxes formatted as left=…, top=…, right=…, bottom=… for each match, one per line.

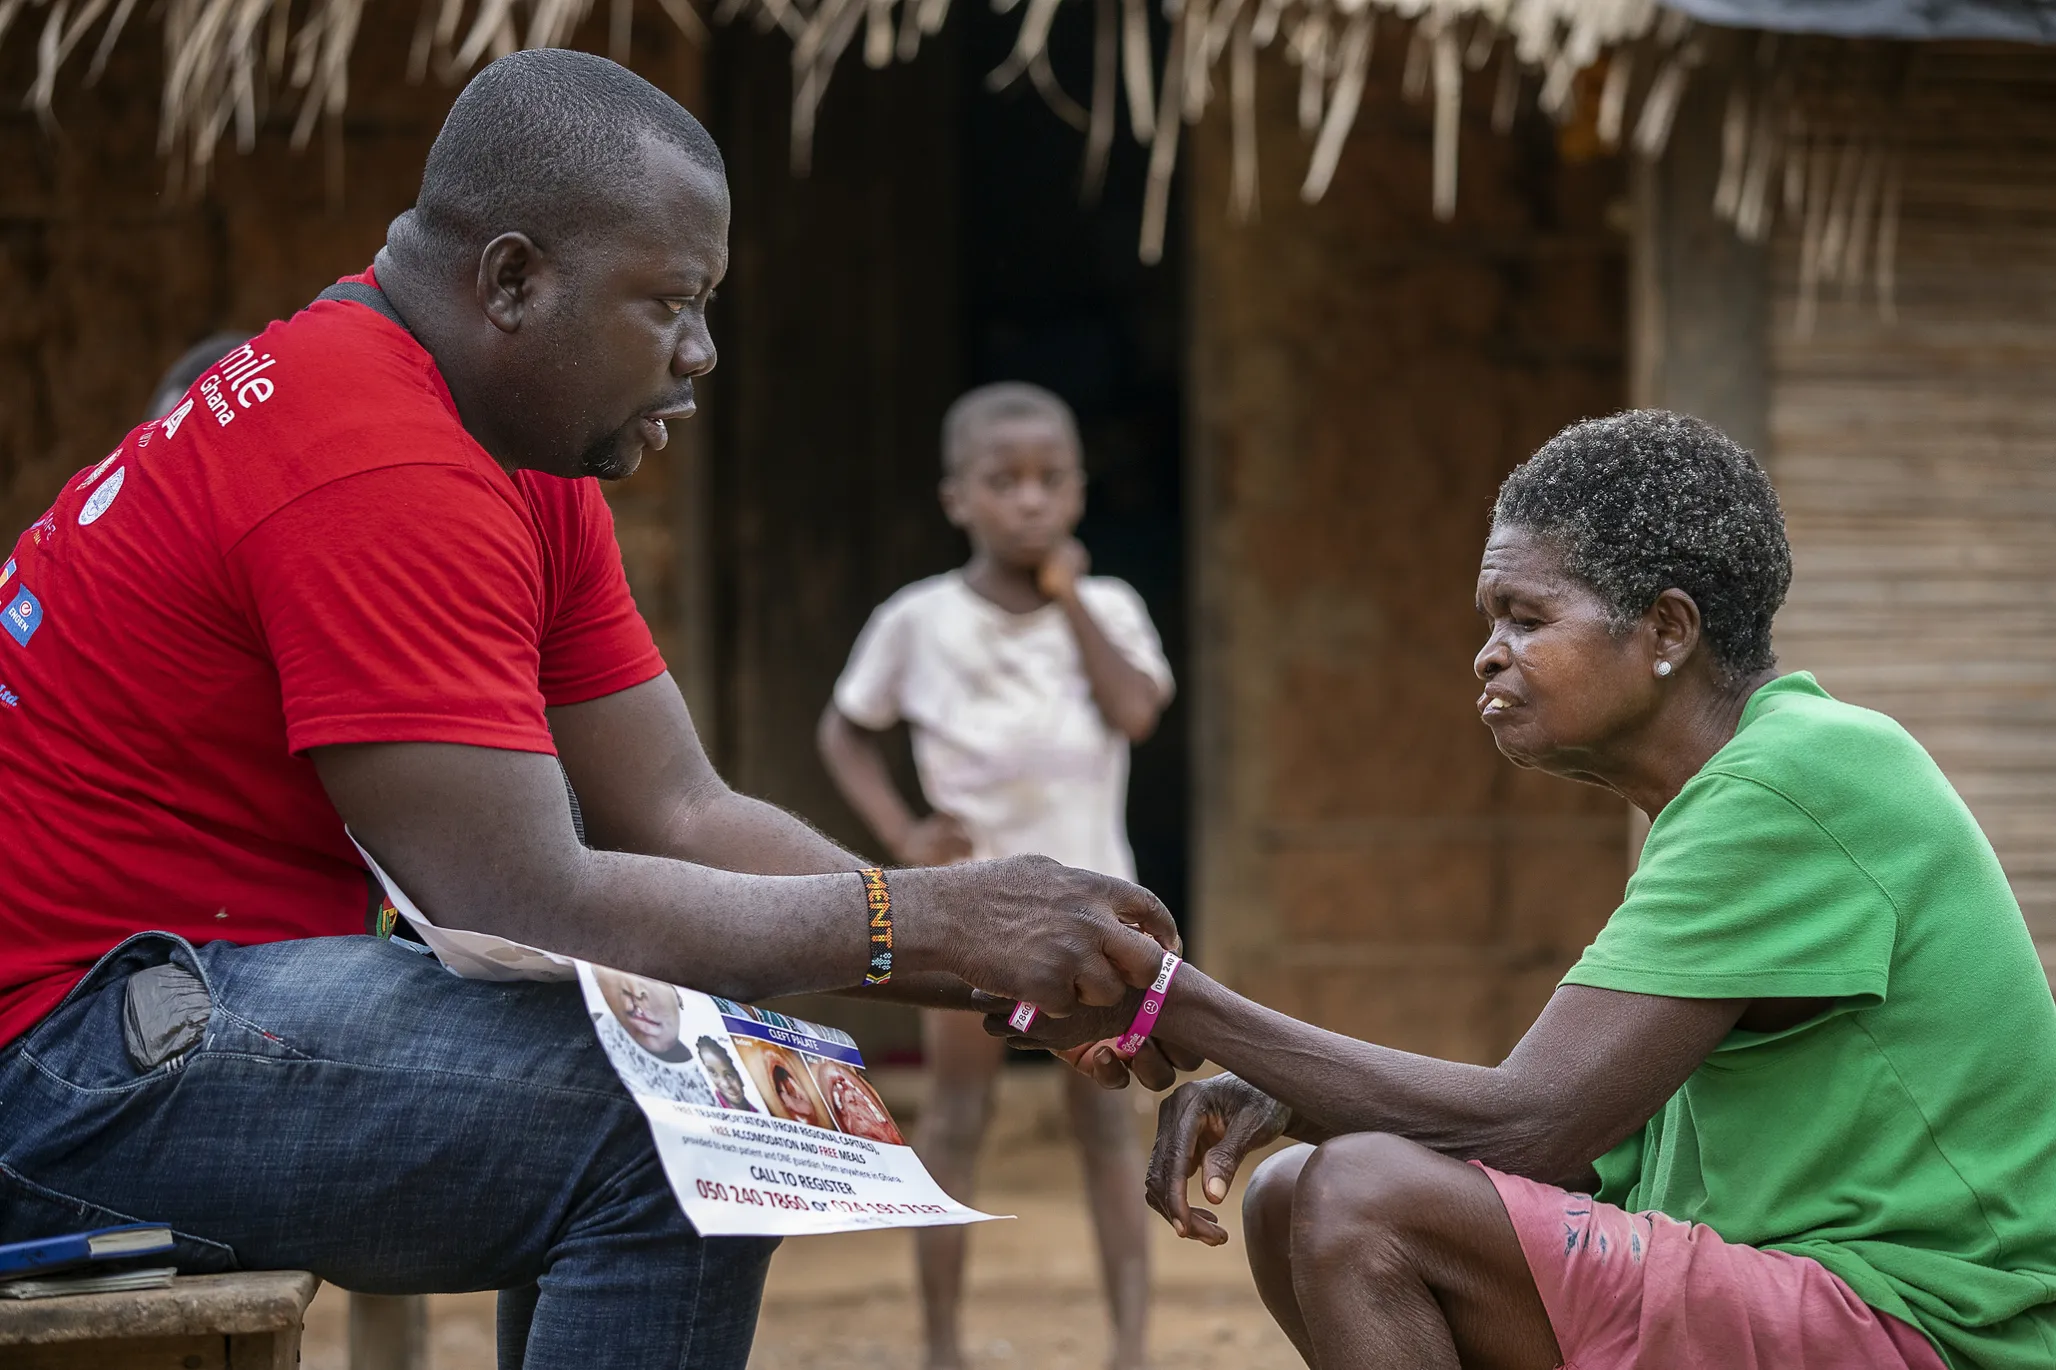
left=1, top=0, right=1903, bottom=314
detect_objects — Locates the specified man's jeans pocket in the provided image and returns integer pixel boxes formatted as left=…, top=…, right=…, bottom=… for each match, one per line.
left=18, top=933, right=212, bottom=1093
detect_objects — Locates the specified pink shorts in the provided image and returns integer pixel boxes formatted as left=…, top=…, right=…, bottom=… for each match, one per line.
left=1479, top=1164, right=1947, bottom=1370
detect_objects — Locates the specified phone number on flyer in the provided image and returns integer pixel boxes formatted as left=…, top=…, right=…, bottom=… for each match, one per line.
left=692, top=1179, right=951, bottom=1218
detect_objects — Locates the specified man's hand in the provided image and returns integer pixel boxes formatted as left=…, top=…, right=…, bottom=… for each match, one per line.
left=1145, top=1072, right=1293, bottom=1245
left=894, top=855, right=1174, bottom=1017
left=894, top=812, right=973, bottom=867
left=1037, top=538, right=1090, bottom=601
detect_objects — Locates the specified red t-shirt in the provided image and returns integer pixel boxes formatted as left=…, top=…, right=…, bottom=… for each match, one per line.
left=0, top=271, right=665, bottom=1045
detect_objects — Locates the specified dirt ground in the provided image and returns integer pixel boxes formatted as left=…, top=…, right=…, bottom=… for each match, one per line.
left=297, top=1070, right=1301, bottom=1370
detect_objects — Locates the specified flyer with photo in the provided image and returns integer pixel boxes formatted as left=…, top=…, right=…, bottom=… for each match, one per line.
left=578, top=964, right=1000, bottom=1236
left=350, top=835, right=1002, bottom=1237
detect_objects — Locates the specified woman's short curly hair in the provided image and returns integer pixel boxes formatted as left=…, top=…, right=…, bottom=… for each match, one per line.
left=1492, top=411, right=1791, bottom=684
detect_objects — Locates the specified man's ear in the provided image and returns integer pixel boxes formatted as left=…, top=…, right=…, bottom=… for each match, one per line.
left=477, top=232, right=544, bottom=334
left=1647, top=587, right=1704, bottom=670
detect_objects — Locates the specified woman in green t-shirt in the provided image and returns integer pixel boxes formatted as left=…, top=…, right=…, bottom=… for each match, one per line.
left=995, top=411, right=2056, bottom=1370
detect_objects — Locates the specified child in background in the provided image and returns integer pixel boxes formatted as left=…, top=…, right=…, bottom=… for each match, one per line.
left=819, top=381, right=1173, bottom=1370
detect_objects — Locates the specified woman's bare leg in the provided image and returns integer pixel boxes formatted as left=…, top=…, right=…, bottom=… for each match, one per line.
left=1241, top=1144, right=1318, bottom=1365
left=1287, top=1133, right=1561, bottom=1370
left=1063, top=1068, right=1151, bottom=1369
left=914, top=1008, right=1005, bottom=1370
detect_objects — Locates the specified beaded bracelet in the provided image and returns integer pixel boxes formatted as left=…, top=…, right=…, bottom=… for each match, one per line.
left=860, top=867, right=893, bottom=986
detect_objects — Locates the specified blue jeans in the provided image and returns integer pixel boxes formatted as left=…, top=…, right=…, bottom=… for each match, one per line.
left=0, top=933, right=778, bottom=1369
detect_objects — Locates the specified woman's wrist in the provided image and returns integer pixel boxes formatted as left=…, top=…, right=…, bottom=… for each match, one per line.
left=1155, top=963, right=1221, bottom=1058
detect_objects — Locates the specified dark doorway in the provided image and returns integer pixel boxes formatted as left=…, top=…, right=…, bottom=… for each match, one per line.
left=706, top=7, right=1186, bottom=1055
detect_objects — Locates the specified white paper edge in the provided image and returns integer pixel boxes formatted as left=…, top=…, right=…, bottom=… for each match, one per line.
left=348, top=829, right=577, bottom=982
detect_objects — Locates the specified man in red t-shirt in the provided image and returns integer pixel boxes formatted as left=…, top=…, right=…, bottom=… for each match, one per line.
left=0, top=50, right=1176, bottom=1368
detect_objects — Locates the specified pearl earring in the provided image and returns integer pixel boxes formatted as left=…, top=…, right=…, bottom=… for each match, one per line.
left=1655, top=661, right=1673, bottom=678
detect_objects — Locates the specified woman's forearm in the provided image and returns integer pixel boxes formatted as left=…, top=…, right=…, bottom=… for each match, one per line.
left=1158, top=969, right=1574, bottom=1179
left=1155, top=971, right=1741, bottom=1187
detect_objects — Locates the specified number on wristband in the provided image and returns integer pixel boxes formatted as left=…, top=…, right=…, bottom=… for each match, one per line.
left=1112, top=951, right=1182, bottom=1059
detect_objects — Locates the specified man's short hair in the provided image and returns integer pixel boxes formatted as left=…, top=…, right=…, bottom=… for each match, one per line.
left=414, top=48, right=724, bottom=260
left=941, top=382, right=1081, bottom=475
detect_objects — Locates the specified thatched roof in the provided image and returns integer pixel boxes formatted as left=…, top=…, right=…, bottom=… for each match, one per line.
left=0, top=0, right=1943, bottom=302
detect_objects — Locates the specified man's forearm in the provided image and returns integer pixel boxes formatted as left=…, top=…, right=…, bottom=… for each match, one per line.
left=632, top=783, right=984, bottom=1009
left=544, top=850, right=874, bottom=999
left=856, top=970, right=982, bottom=1011
left=660, top=785, right=868, bottom=875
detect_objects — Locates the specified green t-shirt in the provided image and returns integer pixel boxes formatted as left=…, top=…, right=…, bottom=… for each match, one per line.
left=1571, top=673, right=2056, bottom=1370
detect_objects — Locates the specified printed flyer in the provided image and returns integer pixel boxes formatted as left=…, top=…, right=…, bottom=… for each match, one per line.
left=351, top=835, right=1001, bottom=1237
left=578, top=963, right=999, bottom=1235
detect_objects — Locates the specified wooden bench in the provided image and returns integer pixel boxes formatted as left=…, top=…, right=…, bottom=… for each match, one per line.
left=0, top=1270, right=318, bottom=1369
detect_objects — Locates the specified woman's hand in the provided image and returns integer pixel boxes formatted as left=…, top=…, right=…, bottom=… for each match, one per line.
left=1146, top=1072, right=1292, bottom=1246
left=977, top=988, right=1203, bottom=1091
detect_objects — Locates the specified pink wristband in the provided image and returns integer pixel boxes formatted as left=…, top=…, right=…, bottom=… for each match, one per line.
left=1112, top=951, right=1182, bottom=1059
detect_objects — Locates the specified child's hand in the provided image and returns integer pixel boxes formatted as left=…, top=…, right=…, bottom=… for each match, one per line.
left=1036, top=538, right=1090, bottom=601
left=894, top=812, right=974, bottom=867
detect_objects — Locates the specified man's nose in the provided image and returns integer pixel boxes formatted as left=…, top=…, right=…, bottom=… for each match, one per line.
left=675, top=321, right=716, bottom=377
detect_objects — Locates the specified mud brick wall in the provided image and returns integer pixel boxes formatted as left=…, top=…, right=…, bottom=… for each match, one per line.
left=0, top=10, right=706, bottom=673
left=1187, top=35, right=1630, bottom=1063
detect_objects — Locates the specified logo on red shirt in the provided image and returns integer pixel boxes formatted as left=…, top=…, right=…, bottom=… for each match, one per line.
left=162, top=397, right=195, bottom=439
left=0, top=559, right=13, bottom=591
left=78, top=468, right=125, bottom=527
left=3, top=586, right=42, bottom=647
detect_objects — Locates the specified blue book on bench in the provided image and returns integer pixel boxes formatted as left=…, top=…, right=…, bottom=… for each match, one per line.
left=0, top=1224, right=174, bottom=1281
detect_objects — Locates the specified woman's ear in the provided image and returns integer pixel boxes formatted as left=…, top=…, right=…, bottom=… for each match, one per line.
left=1647, top=588, right=1704, bottom=674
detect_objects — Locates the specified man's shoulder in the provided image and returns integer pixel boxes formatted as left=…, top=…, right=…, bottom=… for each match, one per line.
left=181, top=300, right=498, bottom=539
left=261, top=296, right=455, bottom=432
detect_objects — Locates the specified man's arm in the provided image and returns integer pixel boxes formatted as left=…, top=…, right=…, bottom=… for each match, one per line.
left=313, top=718, right=1174, bottom=1011
left=546, top=676, right=982, bottom=1010
left=1039, top=542, right=1168, bottom=743
left=549, top=674, right=860, bottom=876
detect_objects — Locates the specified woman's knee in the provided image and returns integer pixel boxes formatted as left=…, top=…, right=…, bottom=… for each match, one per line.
left=1242, top=1143, right=1315, bottom=1263
left=1290, top=1132, right=1460, bottom=1267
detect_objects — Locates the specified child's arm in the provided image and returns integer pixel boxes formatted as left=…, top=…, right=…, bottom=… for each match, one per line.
left=816, top=704, right=973, bottom=867
left=1040, top=540, right=1170, bottom=742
